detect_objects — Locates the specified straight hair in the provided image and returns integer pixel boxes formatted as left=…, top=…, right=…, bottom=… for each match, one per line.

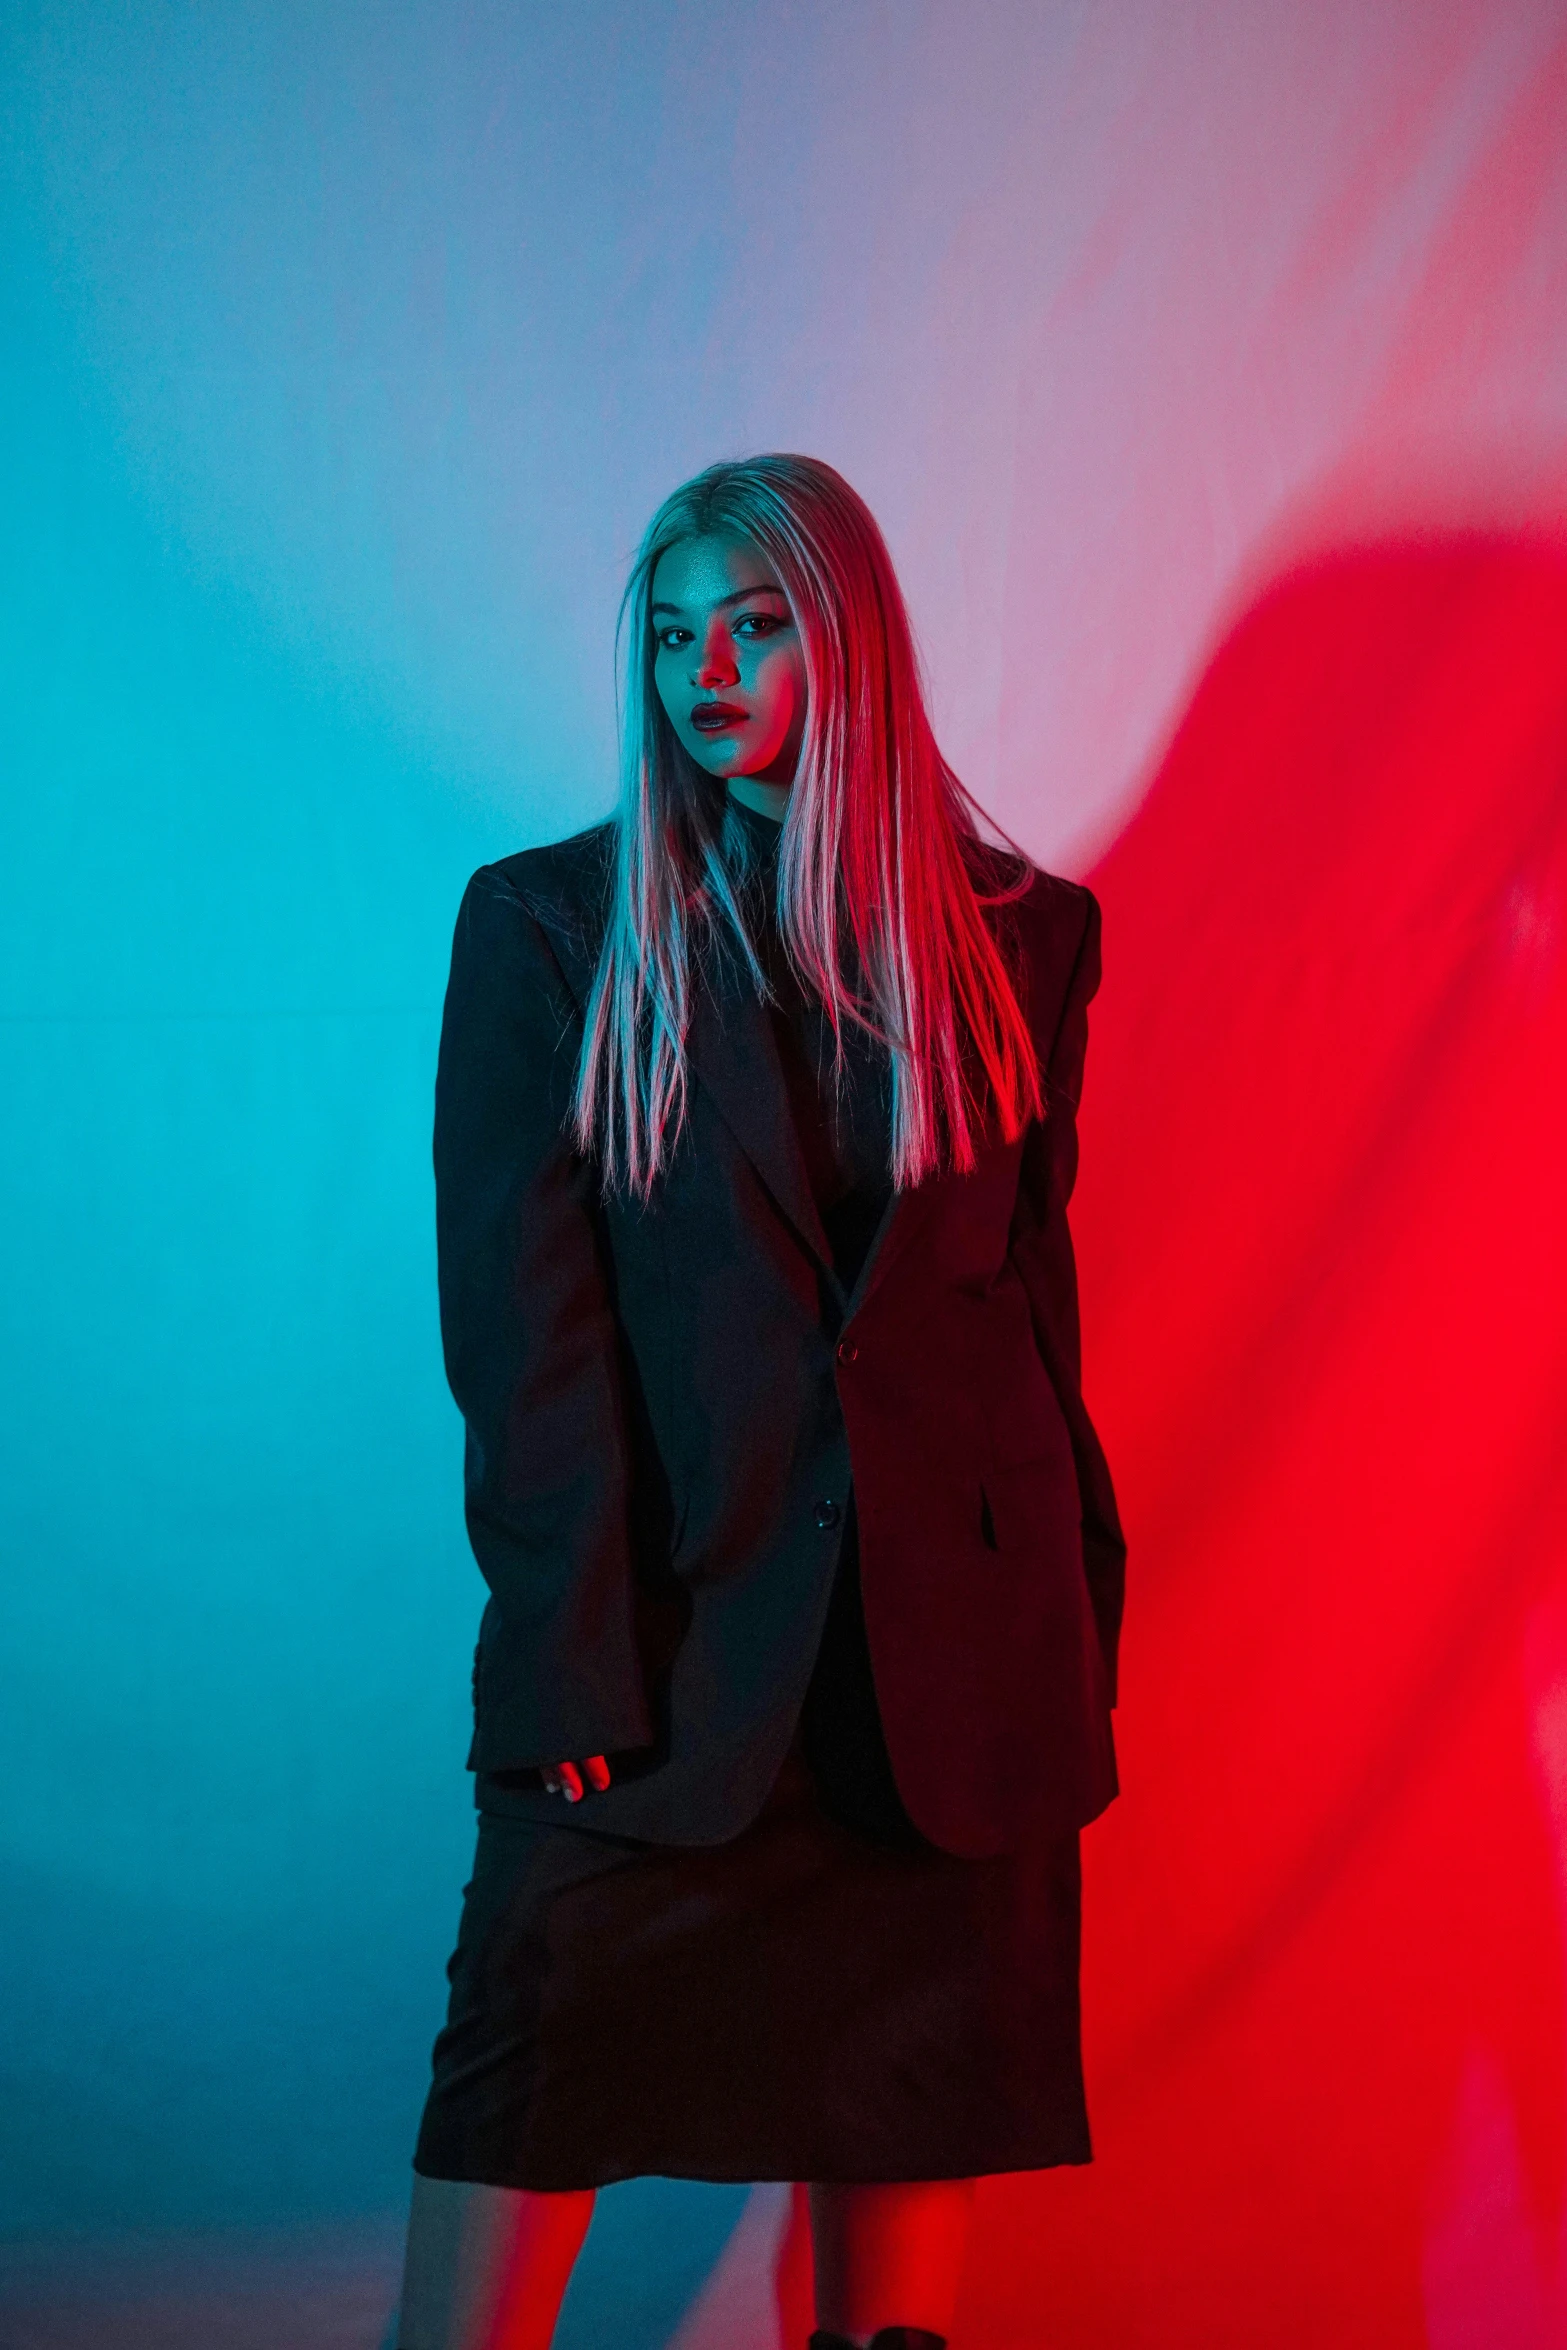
left=572, top=453, right=1044, bottom=1198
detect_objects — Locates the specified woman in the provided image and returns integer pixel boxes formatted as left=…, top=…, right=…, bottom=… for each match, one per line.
left=396, top=454, right=1125, bottom=2350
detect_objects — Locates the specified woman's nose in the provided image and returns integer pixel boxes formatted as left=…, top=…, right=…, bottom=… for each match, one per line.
left=694, top=633, right=738, bottom=689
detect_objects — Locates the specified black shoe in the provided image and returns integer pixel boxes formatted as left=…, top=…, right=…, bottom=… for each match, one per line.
left=808, top=2332, right=948, bottom=2350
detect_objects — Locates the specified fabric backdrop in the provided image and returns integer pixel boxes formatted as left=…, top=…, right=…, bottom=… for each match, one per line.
left=3, top=5, right=1565, bottom=2345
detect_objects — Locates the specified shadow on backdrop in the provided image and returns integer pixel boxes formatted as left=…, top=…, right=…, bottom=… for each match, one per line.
left=903, top=524, right=1567, bottom=2349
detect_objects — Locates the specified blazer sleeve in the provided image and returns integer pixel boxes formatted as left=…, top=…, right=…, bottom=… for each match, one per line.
left=434, top=867, right=653, bottom=1766
left=1007, top=884, right=1127, bottom=1704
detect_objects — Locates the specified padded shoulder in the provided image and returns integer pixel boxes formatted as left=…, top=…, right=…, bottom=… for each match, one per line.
left=476, top=821, right=616, bottom=1004
left=969, top=851, right=1097, bottom=1058
left=486, top=819, right=616, bottom=919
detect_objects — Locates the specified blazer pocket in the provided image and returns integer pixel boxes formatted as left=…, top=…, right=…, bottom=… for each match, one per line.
left=977, top=1458, right=1055, bottom=1557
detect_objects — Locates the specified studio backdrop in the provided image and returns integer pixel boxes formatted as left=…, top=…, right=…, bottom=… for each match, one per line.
left=3, top=5, right=1566, bottom=2345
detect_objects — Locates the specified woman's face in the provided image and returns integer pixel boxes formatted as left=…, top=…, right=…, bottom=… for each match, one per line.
left=650, top=536, right=807, bottom=788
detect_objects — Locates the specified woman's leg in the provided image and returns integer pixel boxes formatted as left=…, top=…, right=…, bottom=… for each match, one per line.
left=395, top=2176, right=595, bottom=2350
left=808, top=2177, right=976, bottom=2344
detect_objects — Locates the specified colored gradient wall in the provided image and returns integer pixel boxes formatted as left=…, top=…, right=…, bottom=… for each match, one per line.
left=3, top=5, right=1565, bottom=2344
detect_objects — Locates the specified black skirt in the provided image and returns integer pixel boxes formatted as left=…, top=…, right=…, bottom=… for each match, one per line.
left=413, top=1507, right=1090, bottom=2189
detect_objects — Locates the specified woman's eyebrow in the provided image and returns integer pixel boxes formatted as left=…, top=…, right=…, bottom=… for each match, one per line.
left=650, top=585, right=789, bottom=617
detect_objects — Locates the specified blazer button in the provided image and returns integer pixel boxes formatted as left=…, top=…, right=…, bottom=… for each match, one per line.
left=835, top=1340, right=859, bottom=1365
left=814, top=1498, right=842, bottom=1531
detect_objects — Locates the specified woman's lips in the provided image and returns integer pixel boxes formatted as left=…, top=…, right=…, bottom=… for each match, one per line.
left=691, top=703, right=747, bottom=732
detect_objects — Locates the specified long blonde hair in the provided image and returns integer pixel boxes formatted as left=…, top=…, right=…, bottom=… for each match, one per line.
left=572, top=453, right=1042, bottom=1198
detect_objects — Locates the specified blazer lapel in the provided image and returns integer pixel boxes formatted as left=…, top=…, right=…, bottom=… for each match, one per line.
left=845, top=1178, right=939, bottom=1319
left=687, top=948, right=837, bottom=1282
left=845, top=1089, right=1013, bottom=1323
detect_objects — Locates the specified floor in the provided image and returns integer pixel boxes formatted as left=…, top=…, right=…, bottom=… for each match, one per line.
left=0, top=2182, right=790, bottom=2350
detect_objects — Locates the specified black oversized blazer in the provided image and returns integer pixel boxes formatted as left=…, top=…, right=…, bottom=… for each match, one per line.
left=435, top=823, right=1125, bottom=1859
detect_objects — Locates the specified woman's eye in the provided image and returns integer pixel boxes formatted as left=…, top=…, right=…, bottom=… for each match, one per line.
left=655, top=628, right=691, bottom=650
left=736, top=614, right=783, bottom=637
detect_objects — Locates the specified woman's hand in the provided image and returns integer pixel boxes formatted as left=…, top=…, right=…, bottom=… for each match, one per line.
left=541, top=1756, right=611, bottom=1803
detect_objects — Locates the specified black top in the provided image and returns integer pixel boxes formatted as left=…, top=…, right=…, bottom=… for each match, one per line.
left=727, top=796, right=894, bottom=1294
